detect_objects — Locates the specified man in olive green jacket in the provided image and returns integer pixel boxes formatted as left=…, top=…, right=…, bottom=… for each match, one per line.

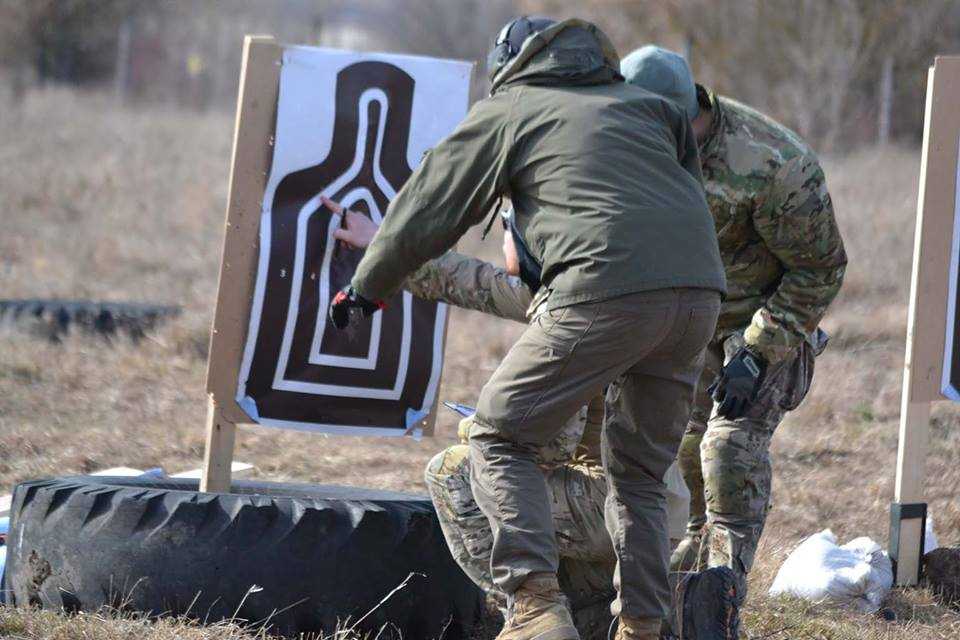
left=328, top=203, right=693, bottom=640
left=330, top=18, right=726, bottom=640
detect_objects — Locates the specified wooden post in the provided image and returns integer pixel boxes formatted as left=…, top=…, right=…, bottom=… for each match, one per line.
left=200, top=395, right=237, bottom=492
left=200, top=35, right=281, bottom=492
left=891, top=398, right=930, bottom=585
left=890, top=57, right=960, bottom=585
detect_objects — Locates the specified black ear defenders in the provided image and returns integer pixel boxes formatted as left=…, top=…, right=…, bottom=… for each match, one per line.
left=486, top=16, right=556, bottom=82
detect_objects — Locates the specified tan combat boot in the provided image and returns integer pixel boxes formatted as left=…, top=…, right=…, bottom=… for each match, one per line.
left=613, top=615, right=661, bottom=640
left=497, top=573, right=579, bottom=640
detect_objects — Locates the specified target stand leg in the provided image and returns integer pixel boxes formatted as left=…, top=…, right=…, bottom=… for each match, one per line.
left=200, top=394, right=236, bottom=493
left=890, top=399, right=931, bottom=586
left=890, top=502, right=928, bottom=586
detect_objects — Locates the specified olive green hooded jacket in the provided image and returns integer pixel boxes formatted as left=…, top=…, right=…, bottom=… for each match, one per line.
left=352, top=19, right=726, bottom=310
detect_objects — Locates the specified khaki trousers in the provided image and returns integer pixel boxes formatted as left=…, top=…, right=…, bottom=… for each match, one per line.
left=469, top=288, right=720, bottom=619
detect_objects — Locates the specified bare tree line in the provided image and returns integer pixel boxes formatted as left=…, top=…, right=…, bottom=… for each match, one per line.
left=1, top=0, right=958, bottom=150
left=526, top=0, right=960, bottom=151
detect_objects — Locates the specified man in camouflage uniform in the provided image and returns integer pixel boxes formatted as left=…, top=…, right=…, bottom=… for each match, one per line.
left=621, top=46, right=847, bottom=608
left=327, top=203, right=691, bottom=640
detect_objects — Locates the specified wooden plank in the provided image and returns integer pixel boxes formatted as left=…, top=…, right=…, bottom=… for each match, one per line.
left=90, top=467, right=145, bottom=477
left=890, top=57, right=960, bottom=586
left=174, top=461, right=254, bottom=479
left=205, top=35, right=281, bottom=424
left=895, top=400, right=931, bottom=503
left=904, top=57, right=960, bottom=402
left=200, top=395, right=237, bottom=493
left=893, top=400, right=930, bottom=586
left=895, top=517, right=925, bottom=586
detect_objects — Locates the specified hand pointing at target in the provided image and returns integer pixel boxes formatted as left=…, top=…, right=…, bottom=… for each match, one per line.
left=323, top=195, right=379, bottom=250
left=322, top=196, right=386, bottom=329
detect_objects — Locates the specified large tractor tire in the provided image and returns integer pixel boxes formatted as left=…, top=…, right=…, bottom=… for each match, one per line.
left=2, top=476, right=484, bottom=638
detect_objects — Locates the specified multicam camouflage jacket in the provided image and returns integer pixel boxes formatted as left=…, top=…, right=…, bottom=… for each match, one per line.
left=406, top=252, right=604, bottom=465
left=699, top=89, right=847, bottom=363
left=406, top=252, right=531, bottom=324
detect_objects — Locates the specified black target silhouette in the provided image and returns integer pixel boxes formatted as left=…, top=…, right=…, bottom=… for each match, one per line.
left=242, top=61, right=445, bottom=431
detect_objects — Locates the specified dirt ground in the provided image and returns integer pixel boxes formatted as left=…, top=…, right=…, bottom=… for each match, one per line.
left=1, top=90, right=959, bottom=639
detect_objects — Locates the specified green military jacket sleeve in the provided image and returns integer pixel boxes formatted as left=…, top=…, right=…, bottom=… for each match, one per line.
left=677, top=112, right=704, bottom=186
left=405, top=252, right=533, bottom=323
left=743, top=153, right=846, bottom=362
left=356, top=18, right=725, bottom=309
left=352, top=93, right=516, bottom=301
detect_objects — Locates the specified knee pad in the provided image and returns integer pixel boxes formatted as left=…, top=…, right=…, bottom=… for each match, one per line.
left=424, top=444, right=470, bottom=487
left=677, top=431, right=704, bottom=478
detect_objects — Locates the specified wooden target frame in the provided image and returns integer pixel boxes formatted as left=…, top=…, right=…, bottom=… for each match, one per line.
left=202, top=36, right=281, bottom=493
left=200, top=36, right=465, bottom=492
left=890, top=56, right=960, bottom=585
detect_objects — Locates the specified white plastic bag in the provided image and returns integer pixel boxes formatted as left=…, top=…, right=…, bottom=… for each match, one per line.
left=926, top=516, right=939, bottom=553
left=769, top=529, right=893, bottom=613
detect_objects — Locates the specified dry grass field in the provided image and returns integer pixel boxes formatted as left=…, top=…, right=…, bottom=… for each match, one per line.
left=1, top=89, right=959, bottom=639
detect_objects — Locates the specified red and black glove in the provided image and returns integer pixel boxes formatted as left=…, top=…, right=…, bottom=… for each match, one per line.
left=329, top=285, right=384, bottom=330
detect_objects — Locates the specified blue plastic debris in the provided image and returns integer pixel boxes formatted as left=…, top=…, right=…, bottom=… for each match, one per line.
left=442, top=401, right=476, bottom=418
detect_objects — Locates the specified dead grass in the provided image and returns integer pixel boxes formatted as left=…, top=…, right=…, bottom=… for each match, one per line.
left=0, top=606, right=263, bottom=640
left=1, top=89, right=959, bottom=638
left=0, top=605, right=414, bottom=640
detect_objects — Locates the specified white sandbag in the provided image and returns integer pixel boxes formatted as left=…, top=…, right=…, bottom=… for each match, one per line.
left=769, top=529, right=893, bottom=613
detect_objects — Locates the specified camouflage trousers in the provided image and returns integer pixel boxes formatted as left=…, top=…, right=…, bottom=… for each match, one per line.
left=425, top=445, right=691, bottom=640
left=671, top=332, right=816, bottom=594
left=425, top=445, right=613, bottom=638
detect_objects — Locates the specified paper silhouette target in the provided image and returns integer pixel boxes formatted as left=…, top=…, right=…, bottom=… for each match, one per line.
left=237, top=47, right=472, bottom=436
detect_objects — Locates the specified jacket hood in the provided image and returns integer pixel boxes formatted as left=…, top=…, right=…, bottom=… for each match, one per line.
left=490, top=18, right=622, bottom=93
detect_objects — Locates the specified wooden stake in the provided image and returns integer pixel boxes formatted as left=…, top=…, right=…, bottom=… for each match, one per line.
left=889, top=57, right=960, bottom=585
left=200, top=395, right=236, bottom=493
left=894, top=401, right=931, bottom=504
left=200, top=35, right=280, bottom=491
left=205, top=35, right=281, bottom=425
left=892, top=398, right=931, bottom=585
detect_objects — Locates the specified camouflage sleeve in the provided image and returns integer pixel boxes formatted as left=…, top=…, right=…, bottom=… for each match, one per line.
left=745, top=154, right=847, bottom=363
left=405, top=251, right=532, bottom=324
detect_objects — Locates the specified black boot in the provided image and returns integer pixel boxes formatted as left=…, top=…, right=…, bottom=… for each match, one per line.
left=678, top=567, right=740, bottom=639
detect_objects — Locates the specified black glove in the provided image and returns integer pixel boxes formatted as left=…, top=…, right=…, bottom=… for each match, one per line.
left=708, top=347, right=766, bottom=419
left=329, top=285, right=384, bottom=330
